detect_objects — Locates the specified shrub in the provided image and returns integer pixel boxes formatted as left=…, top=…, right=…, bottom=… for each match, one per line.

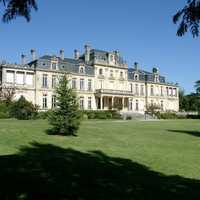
left=0, top=112, right=10, bottom=119
left=186, top=114, right=200, bottom=119
left=81, top=110, right=122, bottom=120
left=0, top=102, right=11, bottom=119
left=156, top=112, right=178, bottom=119
left=126, top=116, right=132, bottom=120
left=9, top=96, right=38, bottom=120
left=37, top=110, right=53, bottom=119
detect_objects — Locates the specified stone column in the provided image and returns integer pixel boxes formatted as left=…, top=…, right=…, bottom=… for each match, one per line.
left=122, top=97, right=124, bottom=110
left=111, top=96, right=114, bottom=110
left=100, top=96, right=103, bottom=110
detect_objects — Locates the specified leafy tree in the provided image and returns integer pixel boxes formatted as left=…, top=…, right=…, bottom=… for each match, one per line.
left=48, top=76, right=81, bottom=136
left=173, top=0, right=200, bottom=37
left=0, top=86, right=15, bottom=105
left=0, top=0, right=37, bottom=22
left=9, top=95, right=38, bottom=120
left=146, top=104, right=161, bottom=116
left=194, top=80, right=200, bottom=94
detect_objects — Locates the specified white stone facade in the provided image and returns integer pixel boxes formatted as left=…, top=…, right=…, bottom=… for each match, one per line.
left=0, top=45, right=179, bottom=113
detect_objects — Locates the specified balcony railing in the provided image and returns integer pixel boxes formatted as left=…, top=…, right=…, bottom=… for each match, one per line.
left=95, top=89, right=133, bottom=96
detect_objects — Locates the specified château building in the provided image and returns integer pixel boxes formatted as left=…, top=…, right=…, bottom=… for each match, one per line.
left=0, top=44, right=179, bottom=113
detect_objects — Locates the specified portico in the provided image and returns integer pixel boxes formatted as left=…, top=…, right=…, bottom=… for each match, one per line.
left=95, top=89, right=133, bottom=111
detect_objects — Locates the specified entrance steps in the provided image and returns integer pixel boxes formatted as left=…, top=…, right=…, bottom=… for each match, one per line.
left=120, top=111, right=156, bottom=120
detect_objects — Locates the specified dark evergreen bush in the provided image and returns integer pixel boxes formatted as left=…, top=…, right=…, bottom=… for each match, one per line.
left=9, top=96, right=38, bottom=120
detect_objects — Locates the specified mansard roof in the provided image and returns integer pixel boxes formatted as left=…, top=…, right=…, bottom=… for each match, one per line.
left=29, top=55, right=94, bottom=76
left=128, top=68, right=166, bottom=83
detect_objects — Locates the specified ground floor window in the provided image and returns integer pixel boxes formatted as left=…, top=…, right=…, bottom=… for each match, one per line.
left=88, top=97, right=92, bottom=110
left=80, top=97, right=84, bottom=110
left=52, top=95, right=56, bottom=108
left=43, top=94, right=47, bottom=109
left=161, top=100, right=164, bottom=111
left=129, top=99, right=133, bottom=110
left=136, top=100, right=139, bottom=111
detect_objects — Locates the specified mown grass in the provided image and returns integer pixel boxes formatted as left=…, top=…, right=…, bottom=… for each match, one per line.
left=0, top=119, right=200, bottom=199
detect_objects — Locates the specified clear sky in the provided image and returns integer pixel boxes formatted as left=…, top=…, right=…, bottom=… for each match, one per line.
left=0, top=0, right=199, bottom=93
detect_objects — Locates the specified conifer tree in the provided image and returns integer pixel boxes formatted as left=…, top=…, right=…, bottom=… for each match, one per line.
left=48, top=75, right=81, bottom=136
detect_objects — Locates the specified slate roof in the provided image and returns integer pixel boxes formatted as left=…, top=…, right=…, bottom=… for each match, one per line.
left=29, top=55, right=94, bottom=76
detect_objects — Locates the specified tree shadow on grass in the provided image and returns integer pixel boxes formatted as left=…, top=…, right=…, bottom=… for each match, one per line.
left=45, top=128, right=78, bottom=137
left=0, top=142, right=200, bottom=200
left=168, top=130, right=200, bottom=137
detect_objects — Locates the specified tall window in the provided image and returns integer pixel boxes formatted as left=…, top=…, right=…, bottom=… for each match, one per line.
left=161, top=86, right=163, bottom=96
left=110, top=70, right=114, bottom=78
left=88, top=97, right=92, bottom=110
left=42, top=94, right=47, bottom=109
left=42, top=74, right=48, bottom=88
left=99, top=68, right=103, bottom=75
left=72, top=78, right=77, bottom=89
left=173, top=88, right=177, bottom=96
left=135, top=84, right=139, bottom=95
left=129, top=99, right=133, bottom=110
left=140, top=85, right=144, bottom=96
left=130, top=83, right=133, bottom=92
left=120, top=71, right=123, bottom=78
left=52, top=95, right=56, bottom=108
left=16, top=72, right=24, bottom=85
left=150, top=85, right=154, bottom=96
left=26, top=73, right=33, bottom=86
left=80, top=79, right=84, bottom=90
left=6, top=71, right=14, bottom=83
left=79, top=97, right=84, bottom=109
left=52, top=75, right=57, bottom=89
left=161, top=100, right=164, bottom=111
left=136, top=100, right=139, bottom=111
left=169, top=88, right=173, bottom=96
left=88, top=79, right=92, bottom=91
left=52, top=63, right=57, bottom=70
left=166, top=87, right=169, bottom=96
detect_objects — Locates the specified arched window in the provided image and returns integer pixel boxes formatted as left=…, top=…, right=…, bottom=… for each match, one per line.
left=134, top=74, right=139, bottom=81
left=79, top=67, right=84, bottom=73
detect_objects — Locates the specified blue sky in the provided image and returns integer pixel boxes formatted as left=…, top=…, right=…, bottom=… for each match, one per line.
left=0, top=0, right=199, bottom=93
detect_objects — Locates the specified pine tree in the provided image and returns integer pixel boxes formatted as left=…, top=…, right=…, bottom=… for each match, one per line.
left=48, top=75, right=81, bottom=136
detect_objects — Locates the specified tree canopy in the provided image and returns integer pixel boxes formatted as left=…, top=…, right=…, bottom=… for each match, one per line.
left=0, top=0, right=37, bottom=22
left=173, top=0, right=200, bottom=37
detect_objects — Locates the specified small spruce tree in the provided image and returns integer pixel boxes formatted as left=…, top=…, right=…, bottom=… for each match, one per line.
left=48, top=75, right=81, bottom=136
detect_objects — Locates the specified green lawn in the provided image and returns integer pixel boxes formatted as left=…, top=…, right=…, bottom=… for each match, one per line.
left=0, top=119, right=200, bottom=199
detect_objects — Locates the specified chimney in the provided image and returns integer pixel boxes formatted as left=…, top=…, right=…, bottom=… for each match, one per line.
left=21, top=54, right=26, bottom=65
left=74, top=49, right=80, bottom=60
left=134, top=62, right=138, bottom=71
left=60, top=49, right=64, bottom=60
left=30, top=49, right=36, bottom=61
left=84, top=44, right=91, bottom=63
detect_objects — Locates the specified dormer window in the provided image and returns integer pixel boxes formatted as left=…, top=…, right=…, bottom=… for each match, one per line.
left=110, top=55, right=114, bottom=62
left=51, top=62, right=57, bottom=70
left=79, top=67, right=85, bottom=73
left=134, top=74, right=139, bottom=81
left=154, top=75, right=159, bottom=83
